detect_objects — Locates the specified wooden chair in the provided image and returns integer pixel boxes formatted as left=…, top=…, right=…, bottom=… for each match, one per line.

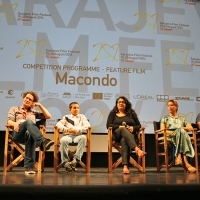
left=3, top=119, right=46, bottom=172
left=192, top=123, right=200, bottom=171
left=53, top=122, right=92, bottom=173
left=108, top=127, right=145, bottom=173
left=154, top=121, right=198, bottom=172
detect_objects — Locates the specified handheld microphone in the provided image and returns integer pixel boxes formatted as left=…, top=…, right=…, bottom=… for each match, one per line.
left=122, top=122, right=127, bottom=127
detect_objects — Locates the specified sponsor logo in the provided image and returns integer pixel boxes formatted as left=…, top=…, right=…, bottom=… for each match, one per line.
left=63, top=92, right=71, bottom=98
left=196, top=97, right=200, bottom=101
left=8, top=90, right=14, bottom=95
left=185, top=0, right=199, bottom=5
left=5, top=90, right=15, bottom=99
left=93, top=93, right=103, bottom=100
left=175, top=97, right=193, bottom=101
left=133, top=95, right=154, bottom=100
left=41, top=92, right=59, bottom=98
left=157, top=95, right=169, bottom=102
left=115, top=94, right=130, bottom=100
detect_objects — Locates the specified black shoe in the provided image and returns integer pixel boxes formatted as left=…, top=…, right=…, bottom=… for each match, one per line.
left=41, top=138, right=54, bottom=151
left=25, top=167, right=36, bottom=175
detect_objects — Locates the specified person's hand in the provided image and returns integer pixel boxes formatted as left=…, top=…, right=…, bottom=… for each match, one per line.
left=126, top=126, right=133, bottom=133
left=31, top=102, right=41, bottom=108
left=68, top=128, right=77, bottom=134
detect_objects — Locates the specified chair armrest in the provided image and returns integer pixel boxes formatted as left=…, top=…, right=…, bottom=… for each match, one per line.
left=155, top=128, right=165, bottom=134
left=86, top=127, right=92, bottom=138
left=5, top=124, right=14, bottom=129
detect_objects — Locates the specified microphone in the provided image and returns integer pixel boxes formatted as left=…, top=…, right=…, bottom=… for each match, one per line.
left=122, top=122, right=127, bottom=127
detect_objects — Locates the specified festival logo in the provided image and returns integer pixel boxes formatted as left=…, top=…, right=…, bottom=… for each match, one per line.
left=178, top=112, right=194, bottom=123
left=134, top=13, right=158, bottom=30
left=16, top=39, right=46, bottom=58
left=0, top=3, right=18, bottom=20
left=93, top=43, right=119, bottom=62
left=165, top=48, right=190, bottom=66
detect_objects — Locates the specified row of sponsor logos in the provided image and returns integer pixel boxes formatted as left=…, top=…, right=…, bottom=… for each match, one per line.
left=1, top=90, right=200, bottom=102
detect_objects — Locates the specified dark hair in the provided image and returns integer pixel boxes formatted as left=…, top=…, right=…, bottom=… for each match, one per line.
left=22, top=91, right=39, bottom=102
left=112, top=96, right=134, bottom=116
left=69, top=102, right=79, bottom=109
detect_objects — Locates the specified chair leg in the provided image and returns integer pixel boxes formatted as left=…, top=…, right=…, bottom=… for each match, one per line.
left=86, top=129, right=91, bottom=173
left=4, top=131, right=9, bottom=172
left=108, top=128, right=113, bottom=173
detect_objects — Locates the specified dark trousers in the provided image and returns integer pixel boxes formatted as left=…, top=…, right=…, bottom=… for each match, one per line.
left=113, top=127, right=137, bottom=165
left=12, top=119, right=44, bottom=168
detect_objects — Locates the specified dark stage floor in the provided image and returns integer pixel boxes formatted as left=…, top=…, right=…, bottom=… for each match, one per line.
left=0, top=167, right=200, bottom=199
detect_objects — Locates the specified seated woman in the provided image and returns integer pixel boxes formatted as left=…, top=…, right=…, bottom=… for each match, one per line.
left=160, top=99, right=197, bottom=173
left=106, top=96, right=146, bottom=174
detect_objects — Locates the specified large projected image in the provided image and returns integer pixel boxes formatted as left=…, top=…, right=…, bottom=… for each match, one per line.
left=0, top=0, right=200, bottom=133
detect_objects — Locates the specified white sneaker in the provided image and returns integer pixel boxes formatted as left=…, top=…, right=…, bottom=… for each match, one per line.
left=25, top=167, right=36, bottom=175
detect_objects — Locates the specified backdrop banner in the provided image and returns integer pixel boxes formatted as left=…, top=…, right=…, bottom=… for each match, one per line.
left=0, top=0, right=200, bottom=133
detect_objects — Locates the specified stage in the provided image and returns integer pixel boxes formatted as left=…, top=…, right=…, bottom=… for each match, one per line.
left=0, top=167, right=200, bottom=199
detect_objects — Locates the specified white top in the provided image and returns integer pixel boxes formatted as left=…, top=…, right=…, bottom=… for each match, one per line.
left=56, top=114, right=90, bottom=135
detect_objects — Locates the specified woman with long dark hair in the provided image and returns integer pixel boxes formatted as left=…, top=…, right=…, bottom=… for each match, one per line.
left=106, top=96, right=146, bottom=174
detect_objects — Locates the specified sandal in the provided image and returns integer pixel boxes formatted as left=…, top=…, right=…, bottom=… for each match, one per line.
left=186, top=164, right=197, bottom=173
left=123, top=165, right=130, bottom=174
left=136, top=149, right=147, bottom=158
left=175, top=157, right=183, bottom=166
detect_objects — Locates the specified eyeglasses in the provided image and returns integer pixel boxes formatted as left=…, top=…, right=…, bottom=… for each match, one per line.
left=117, top=101, right=125, bottom=104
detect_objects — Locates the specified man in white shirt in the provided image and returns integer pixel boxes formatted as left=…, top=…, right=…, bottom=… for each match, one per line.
left=56, top=102, right=90, bottom=172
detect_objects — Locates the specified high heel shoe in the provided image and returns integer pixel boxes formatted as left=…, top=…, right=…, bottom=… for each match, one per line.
left=136, top=149, right=147, bottom=158
left=186, top=164, right=197, bottom=173
left=175, top=157, right=183, bottom=166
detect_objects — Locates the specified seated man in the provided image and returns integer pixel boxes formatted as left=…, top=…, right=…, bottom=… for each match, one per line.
left=56, top=102, right=90, bottom=172
left=7, top=91, right=54, bottom=174
left=196, top=113, right=200, bottom=130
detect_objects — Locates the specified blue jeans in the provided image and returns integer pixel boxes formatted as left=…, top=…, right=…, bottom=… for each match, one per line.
left=12, top=119, right=45, bottom=168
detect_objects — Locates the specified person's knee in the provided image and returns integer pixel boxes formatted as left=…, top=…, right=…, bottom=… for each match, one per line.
left=25, top=119, right=34, bottom=126
left=60, top=137, right=71, bottom=144
left=81, top=135, right=87, bottom=141
left=120, top=127, right=127, bottom=131
left=121, top=138, right=125, bottom=144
